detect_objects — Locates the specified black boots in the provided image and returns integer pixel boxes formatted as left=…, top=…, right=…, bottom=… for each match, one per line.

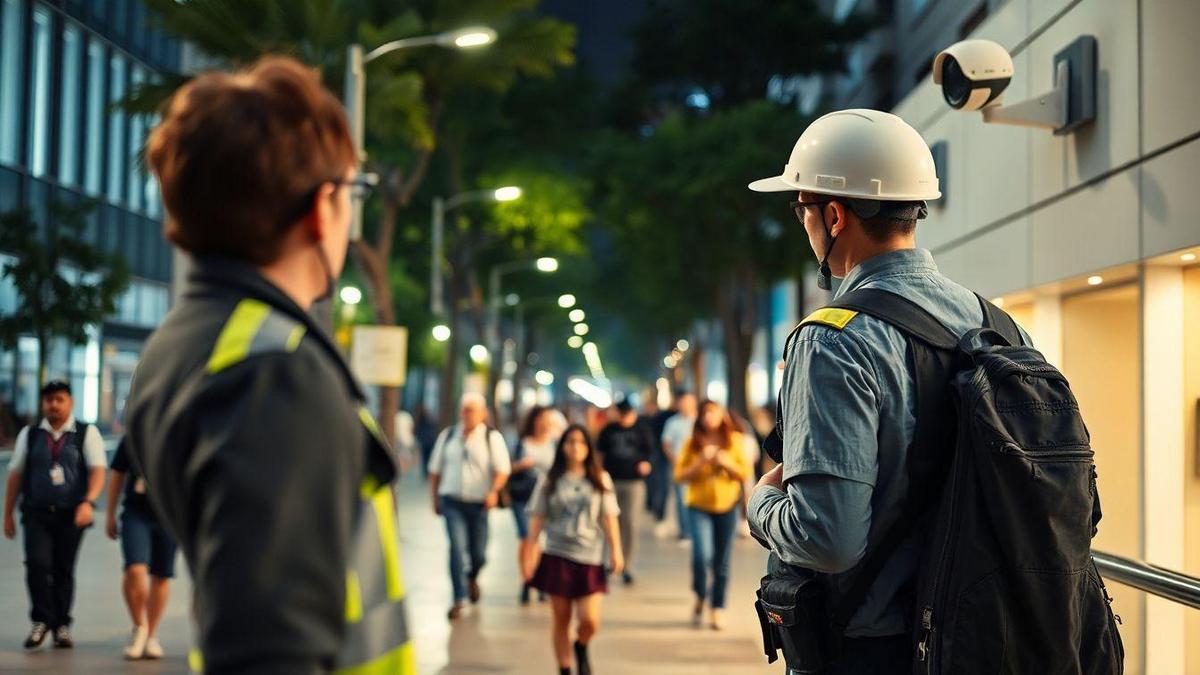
left=573, top=640, right=591, bottom=675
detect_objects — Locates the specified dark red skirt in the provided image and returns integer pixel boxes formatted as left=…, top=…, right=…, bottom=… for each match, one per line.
left=530, top=553, right=608, bottom=598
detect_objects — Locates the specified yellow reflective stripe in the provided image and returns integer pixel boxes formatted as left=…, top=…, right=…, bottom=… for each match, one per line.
left=285, top=324, right=306, bottom=351
left=369, top=487, right=404, bottom=600
left=800, top=307, right=859, bottom=331
left=357, top=407, right=388, bottom=447
left=345, top=570, right=363, bottom=623
left=206, top=299, right=271, bottom=373
left=188, top=648, right=204, bottom=672
left=335, top=641, right=416, bottom=675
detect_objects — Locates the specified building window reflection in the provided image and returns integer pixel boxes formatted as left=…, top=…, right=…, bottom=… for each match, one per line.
left=28, top=4, right=52, bottom=177
left=106, top=53, right=126, bottom=204
left=59, top=22, right=83, bottom=186
left=84, top=38, right=105, bottom=195
left=0, top=0, right=23, bottom=166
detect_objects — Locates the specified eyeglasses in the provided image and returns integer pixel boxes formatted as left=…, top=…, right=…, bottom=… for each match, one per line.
left=333, top=174, right=377, bottom=202
left=788, top=199, right=833, bottom=224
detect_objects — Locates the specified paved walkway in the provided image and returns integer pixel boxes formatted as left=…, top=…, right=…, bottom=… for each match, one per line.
left=0, top=471, right=774, bottom=674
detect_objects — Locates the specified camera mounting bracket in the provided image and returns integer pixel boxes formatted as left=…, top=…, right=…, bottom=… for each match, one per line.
left=980, top=35, right=1096, bottom=135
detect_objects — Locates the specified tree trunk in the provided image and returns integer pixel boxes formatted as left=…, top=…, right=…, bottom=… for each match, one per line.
left=35, top=331, right=47, bottom=416
left=717, top=268, right=758, bottom=420
left=438, top=267, right=464, bottom=429
left=690, top=342, right=706, bottom=396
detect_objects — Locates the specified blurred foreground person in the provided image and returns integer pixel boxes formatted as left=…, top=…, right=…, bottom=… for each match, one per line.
left=428, top=393, right=511, bottom=619
left=106, top=437, right=178, bottom=660
left=3, top=381, right=106, bottom=649
left=123, top=56, right=413, bottom=673
left=523, top=425, right=622, bottom=675
left=673, top=400, right=750, bottom=630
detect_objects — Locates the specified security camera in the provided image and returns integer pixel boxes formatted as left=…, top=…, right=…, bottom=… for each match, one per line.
left=932, top=40, right=1013, bottom=111
left=932, top=36, right=1096, bottom=135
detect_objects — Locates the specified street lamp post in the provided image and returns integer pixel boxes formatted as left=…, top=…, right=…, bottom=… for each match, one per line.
left=430, top=186, right=523, bottom=316
left=344, top=27, right=497, bottom=241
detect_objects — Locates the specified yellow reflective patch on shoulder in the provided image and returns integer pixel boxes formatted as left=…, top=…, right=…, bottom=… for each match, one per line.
left=334, top=642, right=416, bottom=675
left=800, top=307, right=860, bottom=331
left=206, top=300, right=271, bottom=373
left=345, top=570, right=363, bottom=623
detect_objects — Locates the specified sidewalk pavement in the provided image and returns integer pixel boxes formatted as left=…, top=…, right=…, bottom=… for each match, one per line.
left=0, top=469, right=776, bottom=674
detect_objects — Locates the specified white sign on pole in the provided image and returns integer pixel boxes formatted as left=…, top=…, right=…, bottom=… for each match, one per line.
left=351, top=325, right=408, bottom=387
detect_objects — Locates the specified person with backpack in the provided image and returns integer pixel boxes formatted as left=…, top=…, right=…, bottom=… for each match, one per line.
left=509, top=405, right=560, bottom=605
left=744, top=109, right=1122, bottom=674
left=428, top=392, right=512, bottom=619
left=2, top=380, right=107, bottom=650
left=522, top=424, right=623, bottom=675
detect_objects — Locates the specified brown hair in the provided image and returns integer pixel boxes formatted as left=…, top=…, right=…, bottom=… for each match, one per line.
left=692, top=399, right=735, bottom=449
left=146, top=56, right=356, bottom=265
left=544, top=425, right=608, bottom=497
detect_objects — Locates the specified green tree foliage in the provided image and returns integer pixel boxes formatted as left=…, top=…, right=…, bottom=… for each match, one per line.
left=0, top=203, right=130, bottom=411
left=594, top=102, right=810, bottom=414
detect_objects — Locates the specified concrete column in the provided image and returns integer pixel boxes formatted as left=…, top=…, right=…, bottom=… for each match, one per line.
left=1032, top=292, right=1063, bottom=367
left=1141, top=264, right=1186, bottom=675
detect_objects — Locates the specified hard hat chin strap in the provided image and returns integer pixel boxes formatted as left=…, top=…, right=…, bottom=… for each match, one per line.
left=817, top=210, right=838, bottom=291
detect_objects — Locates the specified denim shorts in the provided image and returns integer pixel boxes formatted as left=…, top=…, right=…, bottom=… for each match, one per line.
left=120, top=508, right=178, bottom=578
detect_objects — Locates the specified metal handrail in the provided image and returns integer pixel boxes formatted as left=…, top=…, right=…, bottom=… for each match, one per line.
left=1092, top=550, right=1200, bottom=610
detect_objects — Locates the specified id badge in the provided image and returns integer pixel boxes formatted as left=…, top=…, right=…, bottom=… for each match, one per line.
left=49, top=464, right=66, bottom=486
left=134, top=478, right=146, bottom=494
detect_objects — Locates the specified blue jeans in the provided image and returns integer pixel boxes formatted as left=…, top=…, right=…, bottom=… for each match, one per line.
left=511, top=499, right=530, bottom=540
left=441, top=496, right=489, bottom=603
left=674, top=483, right=693, bottom=540
left=688, top=506, right=738, bottom=609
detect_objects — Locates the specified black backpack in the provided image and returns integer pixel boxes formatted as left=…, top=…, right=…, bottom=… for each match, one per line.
left=758, top=288, right=1124, bottom=674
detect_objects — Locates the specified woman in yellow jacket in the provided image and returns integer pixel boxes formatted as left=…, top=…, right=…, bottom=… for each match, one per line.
left=674, top=400, right=751, bottom=630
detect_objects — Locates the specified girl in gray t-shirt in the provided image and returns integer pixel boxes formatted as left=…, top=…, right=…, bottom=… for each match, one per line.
left=523, top=425, right=622, bottom=675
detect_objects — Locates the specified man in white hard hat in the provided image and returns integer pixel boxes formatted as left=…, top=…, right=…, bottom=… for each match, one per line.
left=745, top=109, right=1022, bottom=673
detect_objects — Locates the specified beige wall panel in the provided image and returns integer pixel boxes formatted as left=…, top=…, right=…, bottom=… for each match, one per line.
left=1140, top=138, right=1200, bottom=258
left=1006, top=301, right=1035, bottom=334
left=973, top=0, right=1030, bottom=50
left=936, top=218, right=1030, bottom=296
left=1183, top=265, right=1200, bottom=673
left=918, top=113, right=967, bottom=251
left=1031, top=0, right=1079, bottom=28
left=1030, top=170, right=1139, bottom=285
left=1062, top=284, right=1143, bottom=674
left=1029, top=0, right=1140, bottom=202
left=1141, top=0, right=1200, bottom=152
left=892, top=79, right=945, bottom=133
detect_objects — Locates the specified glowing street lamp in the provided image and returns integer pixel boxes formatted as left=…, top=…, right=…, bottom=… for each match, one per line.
left=568, top=309, right=585, bottom=323
left=431, top=324, right=451, bottom=342
left=535, top=257, right=559, bottom=272
left=558, top=294, right=577, bottom=309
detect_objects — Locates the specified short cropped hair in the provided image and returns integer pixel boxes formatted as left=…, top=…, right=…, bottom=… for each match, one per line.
left=41, top=380, right=71, bottom=398
left=146, top=56, right=356, bottom=265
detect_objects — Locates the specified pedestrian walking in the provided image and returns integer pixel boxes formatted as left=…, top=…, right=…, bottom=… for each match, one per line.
left=2, top=380, right=107, bottom=649
left=124, top=56, right=414, bottom=672
left=105, top=437, right=178, bottom=660
left=596, top=399, right=654, bottom=584
left=428, top=392, right=512, bottom=619
left=509, top=405, right=560, bottom=605
left=660, top=392, right=698, bottom=541
left=644, top=396, right=673, bottom=525
left=522, top=425, right=623, bottom=675
left=673, top=400, right=750, bottom=631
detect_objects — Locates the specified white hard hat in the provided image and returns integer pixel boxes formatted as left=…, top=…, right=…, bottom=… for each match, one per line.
left=748, top=109, right=941, bottom=201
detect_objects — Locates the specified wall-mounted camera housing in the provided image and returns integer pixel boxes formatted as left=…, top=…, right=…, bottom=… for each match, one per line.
left=931, top=36, right=1097, bottom=135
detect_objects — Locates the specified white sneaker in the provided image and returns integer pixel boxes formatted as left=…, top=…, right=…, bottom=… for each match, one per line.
left=143, top=636, right=164, bottom=659
left=123, top=625, right=148, bottom=660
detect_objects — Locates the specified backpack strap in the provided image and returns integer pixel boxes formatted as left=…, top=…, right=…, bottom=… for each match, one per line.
left=816, top=289, right=960, bottom=647
left=976, top=294, right=1024, bottom=346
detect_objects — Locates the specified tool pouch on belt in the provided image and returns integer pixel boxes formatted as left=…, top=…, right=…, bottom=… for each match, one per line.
left=754, top=569, right=830, bottom=673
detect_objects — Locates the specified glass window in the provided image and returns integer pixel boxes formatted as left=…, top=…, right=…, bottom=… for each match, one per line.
left=127, top=65, right=145, bottom=211
left=28, top=5, right=52, bottom=177
left=84, top=38, right=105, bottom=195
left=59, top=22, right=83, bottom=186
left=0, top=0, right=23, bottom=166
left=106, top=53, right=126, bottom=204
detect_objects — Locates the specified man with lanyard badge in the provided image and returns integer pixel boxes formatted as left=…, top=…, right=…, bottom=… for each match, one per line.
left=3, top=380, right=107, bottom=649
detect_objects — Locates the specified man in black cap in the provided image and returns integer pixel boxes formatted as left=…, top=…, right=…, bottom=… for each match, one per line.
left=596, top=399, right=655, bottom=584
left=3, top=380, right=107, bottom=649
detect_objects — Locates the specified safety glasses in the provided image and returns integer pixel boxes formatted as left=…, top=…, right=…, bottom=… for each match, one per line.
left=788, top=199, right=833, bottom=225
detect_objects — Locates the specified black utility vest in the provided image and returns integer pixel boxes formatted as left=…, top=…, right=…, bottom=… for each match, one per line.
left=23, top=424, right=90, bottom=509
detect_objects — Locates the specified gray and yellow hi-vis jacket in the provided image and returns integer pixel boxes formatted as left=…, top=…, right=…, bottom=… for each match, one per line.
left=123, top=256, right=414, bottom=674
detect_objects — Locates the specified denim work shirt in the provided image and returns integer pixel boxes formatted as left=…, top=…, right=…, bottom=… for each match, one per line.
left=748, top=248, right=1027, bottom=637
